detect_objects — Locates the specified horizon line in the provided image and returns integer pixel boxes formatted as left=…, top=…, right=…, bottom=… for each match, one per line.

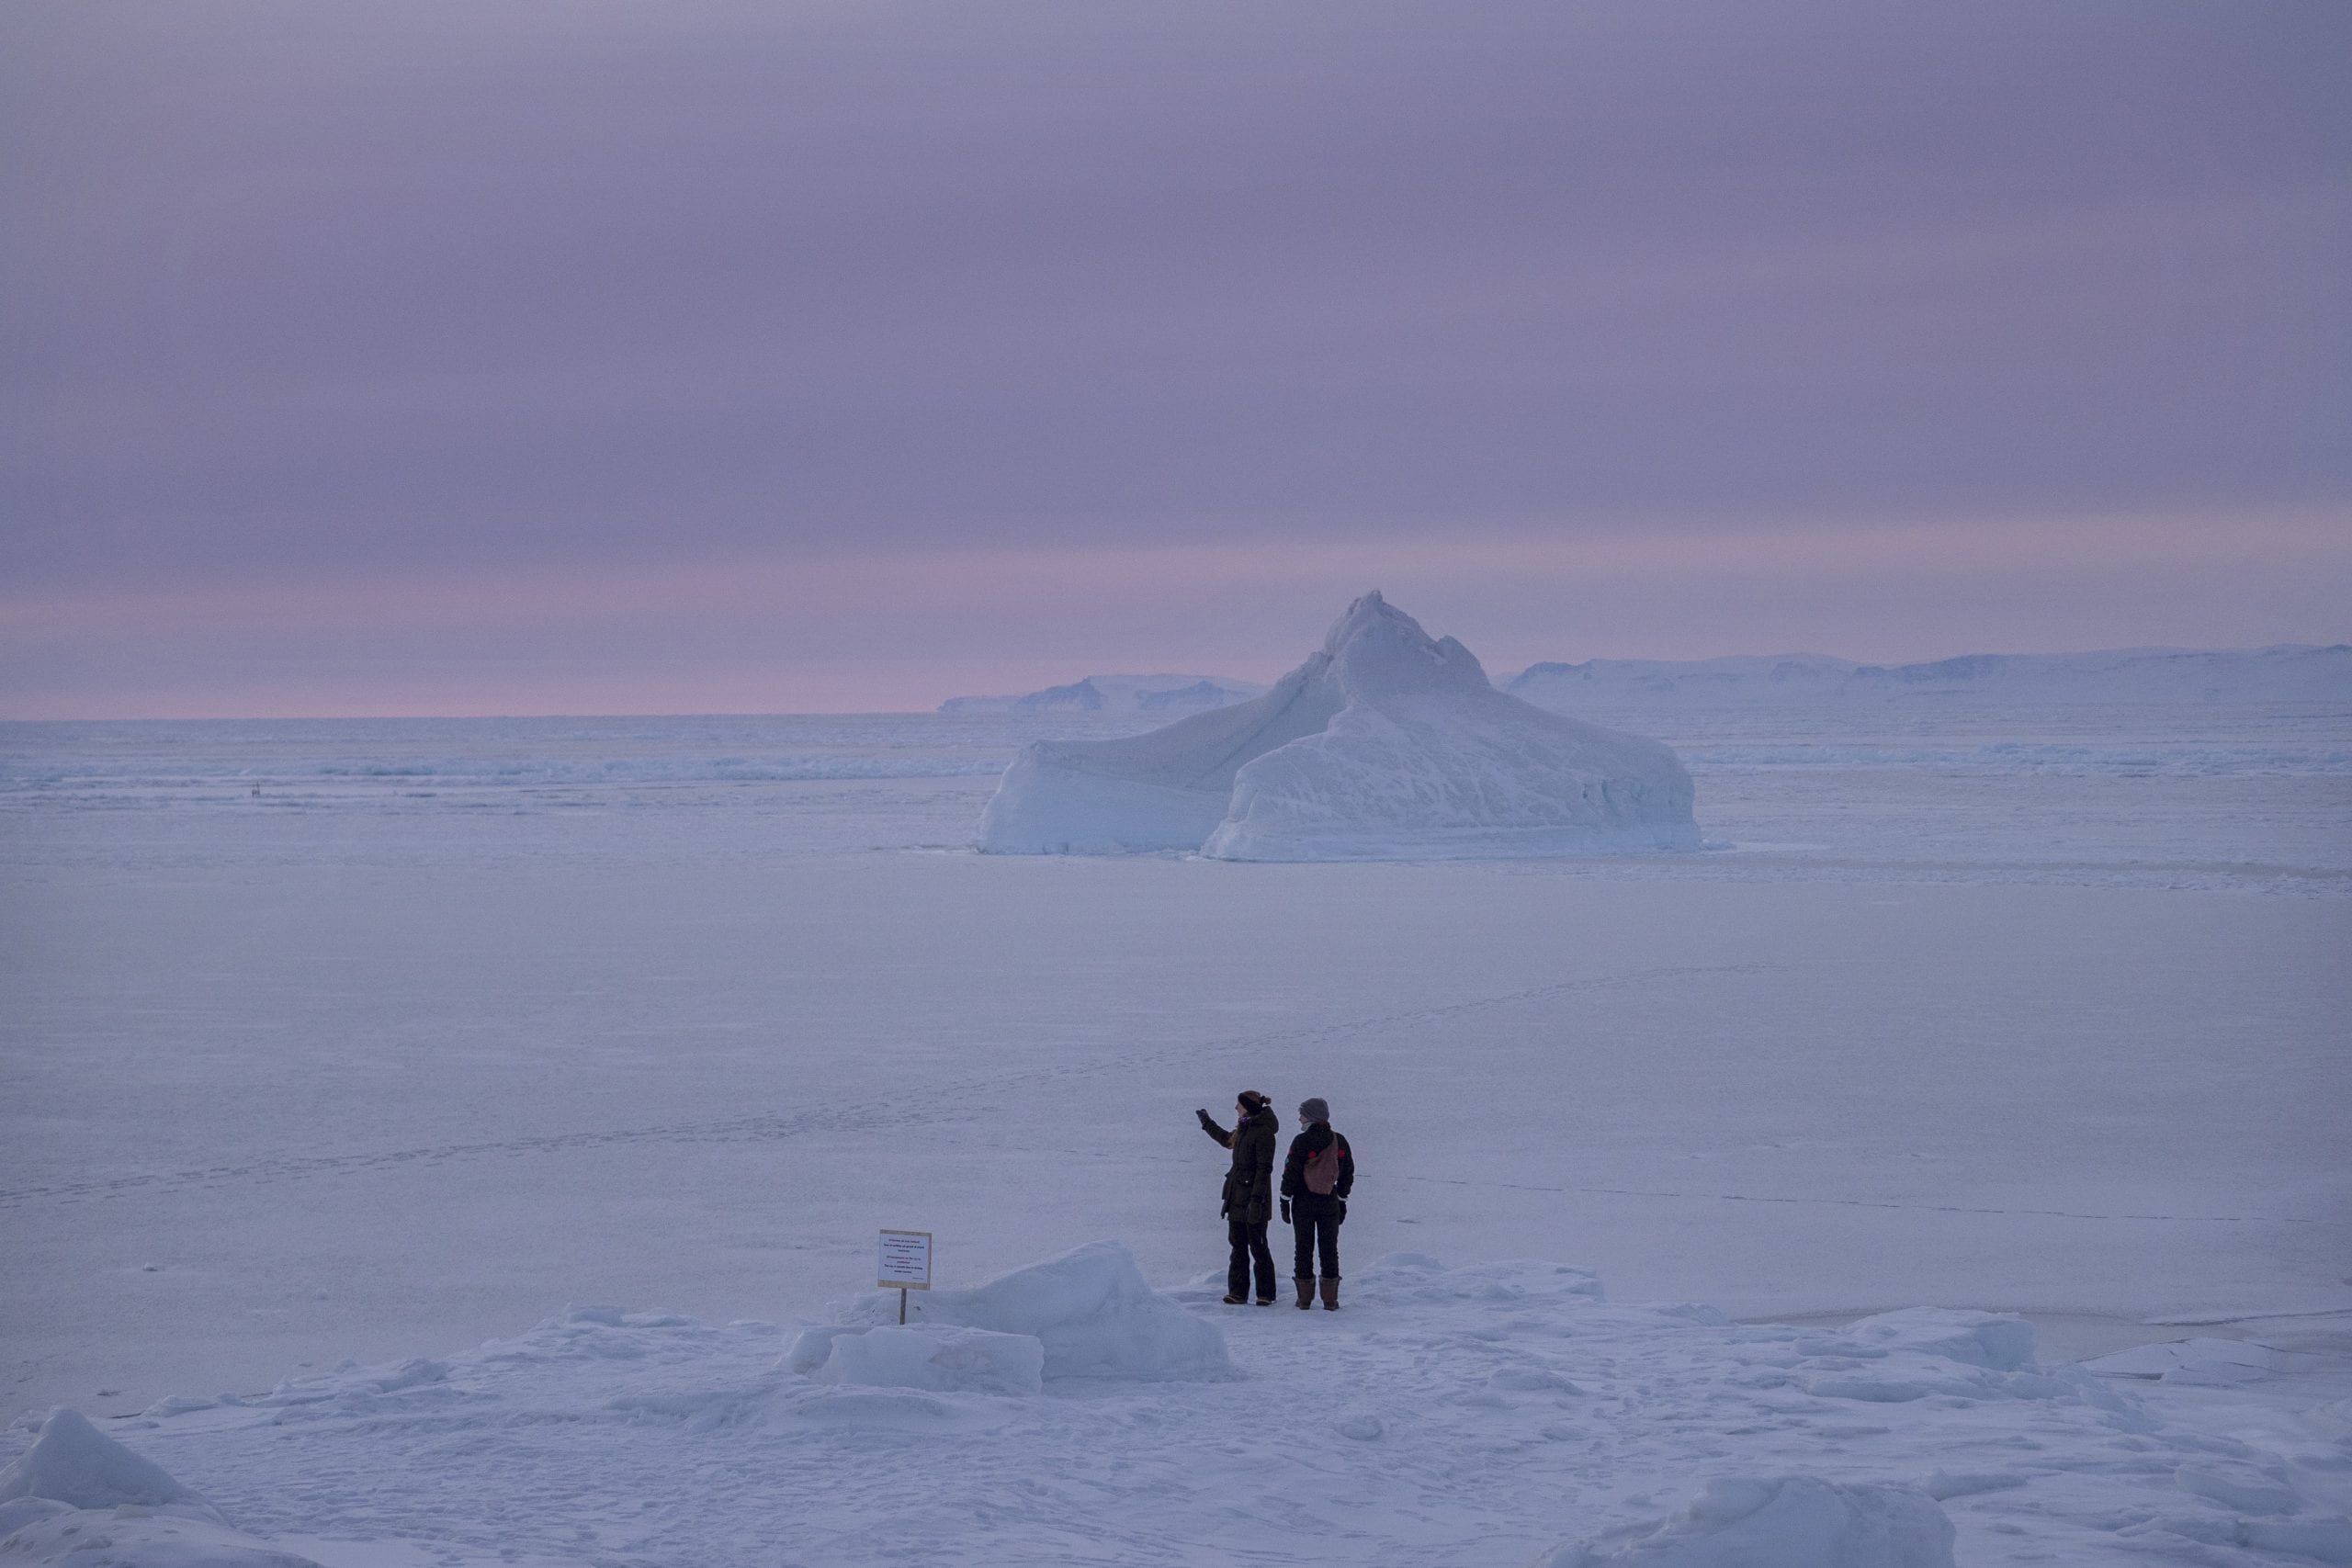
left=6, top=637, right=2343, bottom=725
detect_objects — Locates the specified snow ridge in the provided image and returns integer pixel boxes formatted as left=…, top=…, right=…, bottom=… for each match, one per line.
left=0, top=1408, right=323, bottom=1566
left=17, top=1255, right=2352, bottom=1567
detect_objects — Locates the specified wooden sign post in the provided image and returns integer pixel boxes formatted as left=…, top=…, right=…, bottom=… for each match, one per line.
left=876, top=1229, right=933, bottom=1324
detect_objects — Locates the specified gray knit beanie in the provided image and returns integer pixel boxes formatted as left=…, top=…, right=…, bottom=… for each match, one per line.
left=1298, top=1097, right=1329, bottom=1124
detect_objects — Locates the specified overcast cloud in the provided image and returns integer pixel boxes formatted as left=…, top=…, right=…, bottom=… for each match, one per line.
left=4, top=1, right=2346, bottom=714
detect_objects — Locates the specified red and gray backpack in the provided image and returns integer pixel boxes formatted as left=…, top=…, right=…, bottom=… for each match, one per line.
left=1304, top=1136, right=1343, bottom=1196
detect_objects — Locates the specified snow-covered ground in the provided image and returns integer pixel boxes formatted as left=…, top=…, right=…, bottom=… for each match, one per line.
left=3, top=703, right=2347, bottom=1563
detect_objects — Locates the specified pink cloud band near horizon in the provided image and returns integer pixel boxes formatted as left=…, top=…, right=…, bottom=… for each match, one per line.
left=4, top=506, right=2346, bottom=719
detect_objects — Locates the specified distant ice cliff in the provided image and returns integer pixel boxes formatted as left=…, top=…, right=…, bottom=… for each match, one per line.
left=939, top=674, right=1267, bottom=716
left=1504, top=644, right=2352, bottom=711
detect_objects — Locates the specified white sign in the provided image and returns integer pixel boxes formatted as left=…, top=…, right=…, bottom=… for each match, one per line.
left=877, top=1229, right=933, bottom=1291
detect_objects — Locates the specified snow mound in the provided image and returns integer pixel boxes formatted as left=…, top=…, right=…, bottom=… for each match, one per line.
left=838, top=1241, right=1231, bottom=1382
left=470, top=1304, right=725, bottom=1372
left=2176, top=1459, right=2301, bottom=1516
left=810, top=1324, right=1046, bottom=1395
left=1535, top=1475, right=1956, bottom=1568
left=1841, top=1307, right=2037, bottom=1371
left=0, top=1410, right=209, bottom=1516
left=976, top=592, right=1700, bottom=860
left=0, top=1410, right=322, bottom=1567
left=258, top=1356, right=448, bottom=1408
left=0, top=1508, right=324, bottom=1567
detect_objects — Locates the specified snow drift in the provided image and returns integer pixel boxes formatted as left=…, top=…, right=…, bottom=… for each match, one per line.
left=0, top=1408, right=322, bottom=1567
left=819, top=1240, right=1231, bottom=1382
left=800, top=1323, right=1047, bottom=1395
left=977, top=593, right=1700, bottom=860
left=1535, top=1475, right=1957, bottom=1568
left=20, top=1258, right=2352, bottom=1567
left=0, top=1409, right=201, bottom=1515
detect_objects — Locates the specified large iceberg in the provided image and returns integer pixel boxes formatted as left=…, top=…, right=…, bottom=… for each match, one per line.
left=976, top=592, right=1701, bottom=860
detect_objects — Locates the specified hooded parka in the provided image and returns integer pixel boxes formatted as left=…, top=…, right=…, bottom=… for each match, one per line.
left=1204, top=1103, right=1280, bottom=1224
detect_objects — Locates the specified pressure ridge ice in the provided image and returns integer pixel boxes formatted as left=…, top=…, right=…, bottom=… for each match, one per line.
left=798, top=1240, right=1233, bottom=1385
left=976, top=592, right=1701, bottom=859
left=18, top=1252, right=2352, bottom=1566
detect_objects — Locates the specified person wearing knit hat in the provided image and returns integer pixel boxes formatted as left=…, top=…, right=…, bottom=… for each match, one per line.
left=1280, top=1097, right=1354, bottom=1310
left=1195, top=1090, right=1281, bottom=1305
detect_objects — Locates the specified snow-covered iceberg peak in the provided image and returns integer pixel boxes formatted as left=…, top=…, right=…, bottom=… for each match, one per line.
left=976, top=592, right=1701, bottom=860
left=1315, top=588, right=1492, bottom=697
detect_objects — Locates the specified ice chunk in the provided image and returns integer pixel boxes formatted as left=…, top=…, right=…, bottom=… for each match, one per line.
left=2175, top=1461, right=2300, bottom=1516
left=1841, top=1307, right=2037, bottom=1371
left=1536, top=1475, right=1957, bottom=1567
left=813, top=1325, right=1046, bottom=1395
left=0, top=1409, right=210, bottom=1516
left=258, top=1357, right=447, bottom=1408
left=1920, top=1470, right=2029, bottom=1500
left=1804, top=1375, right=1931, bottom=1403
left=783, top=1325, right=860, bottom=1376
left=0, top=1410, right=322, bottom=1565
left=843, top=1241, right=1231, bottom=1382
left=2081, top=1336, right=2288, bottom=1382
left=977, top=592, right=1700, bottom=860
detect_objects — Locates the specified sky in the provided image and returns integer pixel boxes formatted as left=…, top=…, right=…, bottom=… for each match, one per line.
left=4, top=1, right=2347, bottom=716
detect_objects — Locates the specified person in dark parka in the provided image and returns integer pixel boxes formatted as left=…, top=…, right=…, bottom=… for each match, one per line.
left=1196, top=1090, right=1280, bottom=1304
left=1280, top=1096, right=1354, bottom=1310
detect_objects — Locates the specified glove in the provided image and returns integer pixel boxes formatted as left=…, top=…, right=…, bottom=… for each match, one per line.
left=1195, top=1108, right=1216, bottom=1130
left=1280, top=1200, right=1291, bottom=1224
left=1337, top=1199, right=1347, bottom=1224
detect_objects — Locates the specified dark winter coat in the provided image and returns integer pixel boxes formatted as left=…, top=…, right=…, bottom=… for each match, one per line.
left=1203, top=1108, right=1280, bottom=1224
left=1281, top=1123, right=1354, bottom=1216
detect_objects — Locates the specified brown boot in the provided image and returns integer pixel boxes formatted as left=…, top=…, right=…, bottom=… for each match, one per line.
left=1318, top=1278, right=1340, bottom=1312
left=1295, top=1278, right=1315, bottom=1310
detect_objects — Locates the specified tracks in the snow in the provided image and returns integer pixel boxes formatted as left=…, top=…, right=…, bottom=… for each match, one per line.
left=1400, top=1171, right=2329, bottom=1226
left=0, top=962, right=1774, bottom=1210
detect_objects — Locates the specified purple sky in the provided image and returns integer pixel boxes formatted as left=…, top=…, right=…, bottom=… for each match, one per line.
left=5, top=2, right=2347, bottom=716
